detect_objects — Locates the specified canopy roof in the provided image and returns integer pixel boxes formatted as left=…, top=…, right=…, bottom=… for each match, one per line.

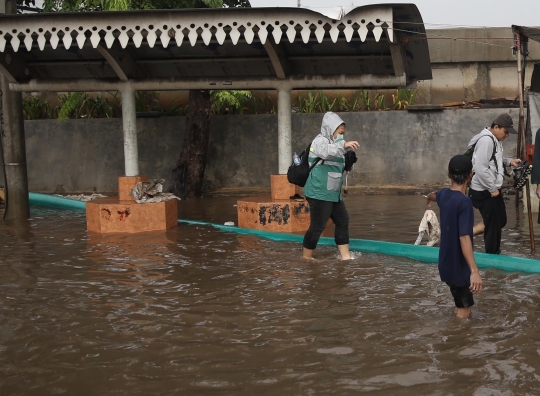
left=0, top=4, right=432, bottom=90
left=513, top=25, right=540, bottom=44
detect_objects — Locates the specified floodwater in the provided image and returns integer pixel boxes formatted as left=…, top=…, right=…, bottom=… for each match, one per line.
left=2, top=195, right=540, bottom=395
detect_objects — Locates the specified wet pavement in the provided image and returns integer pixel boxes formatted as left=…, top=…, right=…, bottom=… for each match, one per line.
left=1, top=195, right=540, bottom=395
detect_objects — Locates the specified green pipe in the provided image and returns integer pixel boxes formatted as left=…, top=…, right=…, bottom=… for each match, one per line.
left=178, top=219, right=540, bottom=274
left=29, top=192, right=86, bottom=211
left=25, top=193, right=540, bottom=273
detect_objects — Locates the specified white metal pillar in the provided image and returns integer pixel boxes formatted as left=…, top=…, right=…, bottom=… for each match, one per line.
left=277, top=85, right=292, bottom=175
left=120, top=86, right=139, bottom=176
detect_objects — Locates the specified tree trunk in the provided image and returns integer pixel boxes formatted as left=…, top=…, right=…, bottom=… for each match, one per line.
left=168, top=90, right=211, bottom=199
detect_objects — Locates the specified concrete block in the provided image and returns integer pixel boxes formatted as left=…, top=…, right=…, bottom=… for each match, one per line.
left=86, top=197, right=177, bottom=233
left=118, top=175, right=148, bottom=201
left=237, top=195, right=311, bottom=233
left=270, top=174, right=299, bottom=200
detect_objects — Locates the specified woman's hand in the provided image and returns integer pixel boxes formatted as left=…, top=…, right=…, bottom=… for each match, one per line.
left=510, top=158, right=522, bottom=167
left=344, top=141, right=360, bottom=150
left=536, top=184, right=540, bottom=199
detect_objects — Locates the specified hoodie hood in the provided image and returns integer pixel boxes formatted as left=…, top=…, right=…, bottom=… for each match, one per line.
left=320, top=112, right=345, bottom=140
left=467, top=128, right=493, bottom=149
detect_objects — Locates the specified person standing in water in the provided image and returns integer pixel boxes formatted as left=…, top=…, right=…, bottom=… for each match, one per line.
left=467, top=113, right=521, bottom=254
left=302, top=112, right=360, bottom=260
left=426, top=155, right=482, bottom=319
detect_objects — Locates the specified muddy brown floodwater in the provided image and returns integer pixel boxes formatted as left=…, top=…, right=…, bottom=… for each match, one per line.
left=2, top=195, right=540, bottom=395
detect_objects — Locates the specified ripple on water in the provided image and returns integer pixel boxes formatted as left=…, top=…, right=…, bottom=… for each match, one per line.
left=0, top=197, right=540, bottom=394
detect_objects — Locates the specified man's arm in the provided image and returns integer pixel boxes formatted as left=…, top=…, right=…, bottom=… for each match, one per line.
left=425, top=190, right=438, bottom=206
left=459, top=235, right=483, bottom=294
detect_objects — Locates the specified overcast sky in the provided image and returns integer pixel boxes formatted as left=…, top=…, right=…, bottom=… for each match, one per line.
left=248, top=0, right=540, bottom=28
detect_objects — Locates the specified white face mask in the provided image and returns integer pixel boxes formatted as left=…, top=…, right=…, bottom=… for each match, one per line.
left=334, top=134, right=344, bottom=143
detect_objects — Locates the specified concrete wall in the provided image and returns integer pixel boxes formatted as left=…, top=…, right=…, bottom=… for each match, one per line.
left=19, top=109, right=519, bottom=194
left=416, top=28, right=540, bottom=104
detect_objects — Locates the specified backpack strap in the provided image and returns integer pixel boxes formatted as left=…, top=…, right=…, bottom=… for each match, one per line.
left=307, top=143, right=323, bottom=170
left=475, top=134, right=511, bottom=177
left=309, top=157, right=322, bottom=170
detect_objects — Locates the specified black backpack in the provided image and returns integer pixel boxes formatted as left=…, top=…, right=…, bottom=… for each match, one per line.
left=464, top=134, right=498, bottom=171
left=287, top=143, right=322, bottom=187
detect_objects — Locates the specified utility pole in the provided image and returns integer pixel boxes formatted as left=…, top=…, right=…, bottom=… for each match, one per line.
left=0, top=0, right=30, bottom=219
left=513, top=27, right=535, bottom=252
left=297, top=0, right=300, bottom=7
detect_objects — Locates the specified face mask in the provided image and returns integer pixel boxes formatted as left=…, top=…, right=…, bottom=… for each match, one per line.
left=334, top=135, right=344, bottom=143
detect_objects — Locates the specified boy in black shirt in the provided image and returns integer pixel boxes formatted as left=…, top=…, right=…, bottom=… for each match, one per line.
left=426, top=155, right=483, bottom=319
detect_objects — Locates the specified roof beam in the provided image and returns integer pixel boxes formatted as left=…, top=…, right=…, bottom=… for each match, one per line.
left=263, top=39, right=289, bottom=79
left=26, top=54, right=392, bottom=68
left=96, top=43, right=138, bottom=82
left=0, top=51, right=29, bottom=83
left=389, top=44, right=405, bottom=77
left=10, top=74, right=407, bottom=93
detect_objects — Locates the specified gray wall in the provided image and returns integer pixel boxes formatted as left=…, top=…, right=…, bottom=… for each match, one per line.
left=18, top=109, right=519, bottom=193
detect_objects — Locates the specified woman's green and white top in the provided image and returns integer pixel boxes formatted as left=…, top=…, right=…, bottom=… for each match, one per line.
left=303, top=112, right=346, bottom=202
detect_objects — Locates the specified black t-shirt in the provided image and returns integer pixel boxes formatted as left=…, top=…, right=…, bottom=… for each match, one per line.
left=436, top=188, right=475, bottom=287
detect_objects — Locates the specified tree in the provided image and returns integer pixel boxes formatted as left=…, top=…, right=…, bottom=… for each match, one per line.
left=35, top=0, right=250, bottom=199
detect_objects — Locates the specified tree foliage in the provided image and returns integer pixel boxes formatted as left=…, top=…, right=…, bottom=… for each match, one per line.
left=210, top=90, right=252, bottom=115
left=40, top=0, right=248, bottom=12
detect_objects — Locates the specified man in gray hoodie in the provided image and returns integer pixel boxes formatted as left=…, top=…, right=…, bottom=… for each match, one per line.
left=467, top=113, right=521, bottom=254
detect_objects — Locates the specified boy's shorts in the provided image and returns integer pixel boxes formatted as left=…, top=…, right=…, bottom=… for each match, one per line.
left=446, top=283, right=474, bottom=308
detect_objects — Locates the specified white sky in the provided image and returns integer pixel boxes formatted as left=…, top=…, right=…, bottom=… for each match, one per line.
left=248, top=0, right=540, bottom=28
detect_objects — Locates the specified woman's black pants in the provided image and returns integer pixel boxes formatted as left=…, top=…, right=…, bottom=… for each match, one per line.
left=468, top=188, right=507, bottom=254
left=303, top=197, right=350, bottom=250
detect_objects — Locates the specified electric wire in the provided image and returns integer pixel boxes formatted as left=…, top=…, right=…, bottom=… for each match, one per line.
left=390, top=27, right=513, bottom=49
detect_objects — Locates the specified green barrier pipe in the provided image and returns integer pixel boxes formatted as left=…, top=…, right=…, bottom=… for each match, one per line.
left=178, top=219, right=540, bottom=274
left=24, top=193, right=540, bottom=274
left=29, top=192, right=87, bottom=211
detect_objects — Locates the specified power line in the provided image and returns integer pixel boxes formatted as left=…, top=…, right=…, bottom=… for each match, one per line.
left=390, top=27, right=512, bottom=49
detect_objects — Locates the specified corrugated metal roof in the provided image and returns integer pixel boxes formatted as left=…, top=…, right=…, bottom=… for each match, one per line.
left=0, top=5, right=432, bottom=87
left=514, top=25, right=540, bottom=44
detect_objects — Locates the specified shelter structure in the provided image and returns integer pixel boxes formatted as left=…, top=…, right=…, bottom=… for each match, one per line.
left=0, top=5, right=432, bottom=233
left=511, top=25, right=539, bottom=251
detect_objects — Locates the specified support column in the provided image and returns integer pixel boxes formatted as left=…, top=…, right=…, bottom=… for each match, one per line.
left=277, top=85, right=292, bottom=175
left=121, top=86, right=139, bottom=176
left=0, top=74, right=29, bottom=219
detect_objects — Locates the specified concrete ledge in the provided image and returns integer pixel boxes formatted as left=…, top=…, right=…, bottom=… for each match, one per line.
left=407, top=104, right=444, bottom=111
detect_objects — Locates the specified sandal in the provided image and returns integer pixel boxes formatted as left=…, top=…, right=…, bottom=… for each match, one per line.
left=289, top=193, right=306, bottom=201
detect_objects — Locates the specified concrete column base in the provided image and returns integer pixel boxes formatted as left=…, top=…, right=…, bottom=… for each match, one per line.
left=270, top=174, right=299, bottom=200
left=236, top=174, right=334, bottom=234
left=86, top=197, right=178, bottom=233
left=86, top=174, right=178, bottom=233
left=119, top=175, right=148, bottom=201
left=237, top=195, right=311, bottom=233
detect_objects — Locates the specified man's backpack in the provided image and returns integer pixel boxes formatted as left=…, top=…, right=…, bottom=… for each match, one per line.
left=287, top=143, right=322, bottom=187
left=464, top=134, right=512, bottom=177
left=464, top=134, right=498, bottom=171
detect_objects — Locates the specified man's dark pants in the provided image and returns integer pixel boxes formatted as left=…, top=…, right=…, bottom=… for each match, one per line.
left=303, top=198, right=349, bottom=250
left=468, top=188, right=506, bottom=254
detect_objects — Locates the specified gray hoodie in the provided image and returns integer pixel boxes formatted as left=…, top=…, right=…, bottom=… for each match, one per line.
left=303, top=112, right=347, bottom=202
left=468, top=128, right=511, bottom=193
left=309, top=111, right=346, bottom=160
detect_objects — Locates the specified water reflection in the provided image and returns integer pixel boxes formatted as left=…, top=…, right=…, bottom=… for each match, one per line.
left=0, top=197, right=539, bottom=394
